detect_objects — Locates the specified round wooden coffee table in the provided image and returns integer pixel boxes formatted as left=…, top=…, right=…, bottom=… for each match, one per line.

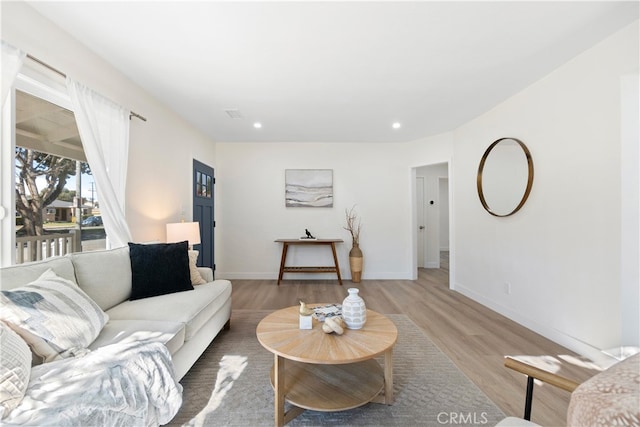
left=256, top=305, right=397, bottom=426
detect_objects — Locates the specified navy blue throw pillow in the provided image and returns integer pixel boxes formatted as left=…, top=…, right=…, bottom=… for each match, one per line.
left=128, top=241, right=194, bottom=300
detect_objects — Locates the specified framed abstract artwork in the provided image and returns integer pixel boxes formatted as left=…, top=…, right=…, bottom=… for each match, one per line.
left=285, top=169, right=333, bottom=207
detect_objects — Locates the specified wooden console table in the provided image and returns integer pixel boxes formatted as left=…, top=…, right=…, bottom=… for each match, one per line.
left=275, top=239, right=343, bottom=285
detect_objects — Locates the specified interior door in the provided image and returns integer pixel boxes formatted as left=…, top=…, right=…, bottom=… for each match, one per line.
left=439, top=177, right=450, bottom=253
left=193, top=160, right=215, bottom=271
left=416, top=176, right=425, bottom=268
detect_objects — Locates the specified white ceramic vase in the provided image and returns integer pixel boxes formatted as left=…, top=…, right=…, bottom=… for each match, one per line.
left=342, top=288, right=366, bottom=329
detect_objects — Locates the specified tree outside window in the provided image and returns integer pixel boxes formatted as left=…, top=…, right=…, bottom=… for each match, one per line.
left=15, top=148, right=90, bottom=236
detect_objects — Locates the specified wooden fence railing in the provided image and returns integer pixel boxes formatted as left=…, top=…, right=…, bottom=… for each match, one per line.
left=15, top=231, right=80, bottom=264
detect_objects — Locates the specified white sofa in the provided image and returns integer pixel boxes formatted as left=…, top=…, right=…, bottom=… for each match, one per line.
left=0, top=246, right=232, bottom=424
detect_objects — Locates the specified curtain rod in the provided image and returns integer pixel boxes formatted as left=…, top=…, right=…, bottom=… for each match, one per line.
left=26, top=54, right=147, bottom=122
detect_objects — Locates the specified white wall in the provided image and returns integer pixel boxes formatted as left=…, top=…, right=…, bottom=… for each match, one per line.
left=216, top=142, right=413, bottom=279
left=620, top=74, right=640, bottom=347
left=1, top=2, right=216, bottom=246
left=452, top=21, right=639, bottom=356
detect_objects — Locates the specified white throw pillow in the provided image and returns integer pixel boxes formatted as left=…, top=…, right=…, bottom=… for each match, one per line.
left=188, top=250, right=207, bottom=285
left=5, top=322, right=62, bottom=366
left=0, top=321, right=31, bottom=418
left=0, top=269, right=109, bottom=359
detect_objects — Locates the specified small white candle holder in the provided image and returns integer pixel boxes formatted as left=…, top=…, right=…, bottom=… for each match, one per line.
left=299, top=313, right=313, bottom=330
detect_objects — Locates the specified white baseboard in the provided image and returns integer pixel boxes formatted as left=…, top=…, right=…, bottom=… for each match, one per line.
left=453, top=282, right=607, bottom=361
left=425, top=262, right=440, bottom=268
left=216, top=272, right=274, bottom=280
left=217, top=271, right=413, bottom=280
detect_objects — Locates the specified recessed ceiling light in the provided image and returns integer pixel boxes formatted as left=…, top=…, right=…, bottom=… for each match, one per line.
left=392, top=122, right=401, bottom=129
left=253, top=122, right=262, bottom=129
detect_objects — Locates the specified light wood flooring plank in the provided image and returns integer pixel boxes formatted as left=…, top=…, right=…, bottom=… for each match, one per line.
left=230, top=252, right=595, bottom=426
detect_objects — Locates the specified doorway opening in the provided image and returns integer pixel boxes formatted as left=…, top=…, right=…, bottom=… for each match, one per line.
left=412, top=162, right=452, bottom=287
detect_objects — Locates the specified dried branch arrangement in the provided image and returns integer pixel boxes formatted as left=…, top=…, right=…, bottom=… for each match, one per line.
left=343, top=206, right=362, bottom=246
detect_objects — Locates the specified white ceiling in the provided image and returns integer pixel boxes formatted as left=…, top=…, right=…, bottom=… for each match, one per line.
left=27, top=1, right=639, bottom=143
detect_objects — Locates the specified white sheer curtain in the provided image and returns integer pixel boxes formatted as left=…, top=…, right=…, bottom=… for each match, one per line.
left=1, top=40, right=26, bottom=107
left=66, top=77, right=133, bottom=248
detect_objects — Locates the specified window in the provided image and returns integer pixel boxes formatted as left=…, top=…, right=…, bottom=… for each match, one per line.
left=196, top=171, right=212, bottom=198
left=6, top=74, right=106, bottom=264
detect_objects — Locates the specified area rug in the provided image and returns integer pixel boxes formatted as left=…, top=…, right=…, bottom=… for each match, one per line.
left=167, top=310, right=505, bottom=427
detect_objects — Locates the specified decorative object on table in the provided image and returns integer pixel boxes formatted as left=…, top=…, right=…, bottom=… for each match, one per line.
left=300, top=228, right=316, bottom=239
left=342, top=288, right=367, bottom=329
left=344, top=205, right=363, bottom=282
left=299, top=301, right=314, bottom=329
left=299, top=301, right=314, bottom=316
left=285, top=169, right=333, bottom=207
left=312, top=304, right=342, bottom=321
left=322, top=317, right=345, bottom=335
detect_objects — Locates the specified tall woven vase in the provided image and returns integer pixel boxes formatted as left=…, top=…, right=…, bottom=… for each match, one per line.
left=349, top=243, right=363, bottom=283
left=342, top=288, right=366, bottom=329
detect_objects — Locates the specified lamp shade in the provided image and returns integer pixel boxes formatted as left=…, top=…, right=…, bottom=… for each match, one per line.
left=166, top=222, right=201, bottom=247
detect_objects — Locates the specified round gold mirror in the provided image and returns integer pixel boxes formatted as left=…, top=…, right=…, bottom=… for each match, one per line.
left=477, top=137, right=534, bottom=217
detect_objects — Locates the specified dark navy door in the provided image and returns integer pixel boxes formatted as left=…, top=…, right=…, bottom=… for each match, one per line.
left=193, top=159, right=214, bottom=271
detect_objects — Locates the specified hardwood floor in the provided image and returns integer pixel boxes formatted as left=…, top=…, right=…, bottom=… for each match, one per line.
left=230, top=252, right=594, bottom=426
